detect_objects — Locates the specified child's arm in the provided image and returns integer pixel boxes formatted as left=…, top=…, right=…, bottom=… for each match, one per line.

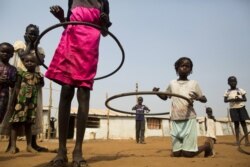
left=204, top=117, right=207, bottom=131
left=153, top=87, right=168, bottom=101
left=15, top=74, right=22, bottom=95
left=37, top=73, right=45, bottom=87
left=224, top=95, right=246, bottom=103
left=189, top=91, right=207, bottom=103
left=132, top=105, right=137, bottom=110
left=100, top=0, right=112, bottom=37
left=144, top=106, right=150, bottom=113
left=50, top=5, right=65, bottom=23
left=8, top=67, right=17, bottom=88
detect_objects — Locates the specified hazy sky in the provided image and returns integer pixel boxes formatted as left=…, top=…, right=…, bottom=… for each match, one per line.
left=1, top=0, right=250, bottom=118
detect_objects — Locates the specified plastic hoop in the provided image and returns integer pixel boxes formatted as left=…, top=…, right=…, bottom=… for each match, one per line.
left=238, top=131, right=250, bottom=155
left=105, top=91, right=192, bottom=115
left=34, top=21, right=125, bottom=81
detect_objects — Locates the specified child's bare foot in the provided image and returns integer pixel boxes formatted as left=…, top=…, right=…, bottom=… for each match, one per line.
left=5, top=146, right=20, bottom=153
left=8, top=147, right=19, bottom=154
left=26, top=146, right=38, bottom=153
left=245, top=141, right=250, bottom=146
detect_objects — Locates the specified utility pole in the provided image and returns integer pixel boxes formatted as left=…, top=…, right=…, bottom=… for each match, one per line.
left=136, top=82, right=138, bottom=100
left=47, top=81, right=52, bottom=140
left=106, top=93, right=110, bottom=140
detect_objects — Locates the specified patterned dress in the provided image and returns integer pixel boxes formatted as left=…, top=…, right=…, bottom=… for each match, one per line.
left=9, top=70, right=43, bottom=124
left=0, top=63, right=17, bottom=123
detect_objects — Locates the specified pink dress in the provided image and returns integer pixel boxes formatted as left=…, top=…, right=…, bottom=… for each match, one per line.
left=45, top=6, right=101, bottom=89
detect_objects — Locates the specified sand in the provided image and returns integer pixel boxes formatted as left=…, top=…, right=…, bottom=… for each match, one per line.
left=0, top=135, right=249, bottom=167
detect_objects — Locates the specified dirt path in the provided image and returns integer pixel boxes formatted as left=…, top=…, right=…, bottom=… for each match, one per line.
left=0, top=136, right=249, bottom=167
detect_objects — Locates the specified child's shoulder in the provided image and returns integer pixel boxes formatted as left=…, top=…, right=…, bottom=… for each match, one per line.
left=13, top=40, right=25, bottom=51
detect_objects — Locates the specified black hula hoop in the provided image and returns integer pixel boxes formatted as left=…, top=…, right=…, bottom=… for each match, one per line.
left=34, top=21, right=125, bottom=81
left=238, top=131, right=250, bottom=155
left=105, top=91, right=192, bottom=115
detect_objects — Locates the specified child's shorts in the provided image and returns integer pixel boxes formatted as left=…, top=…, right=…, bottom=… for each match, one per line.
left=171, top=118, right=198, bottom=152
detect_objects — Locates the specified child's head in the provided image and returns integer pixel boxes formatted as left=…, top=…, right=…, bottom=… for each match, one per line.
left=24, top=24, right=40, bottom=44
left=137, top=96, right=143, bottom=104
left=228, top=76, right=237, bottom=88
left=206, top=107, right=213, bottom=115
left=0, top=42, right=14, bottom=63
left=23, top=54, right=37, bottom=72
left=174, top=57, right=193, bottom=77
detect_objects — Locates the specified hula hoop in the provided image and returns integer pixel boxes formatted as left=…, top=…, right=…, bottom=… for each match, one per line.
left=105, top=91, right=192, bottom=115
left=34, top=21, right=125, bottom=81
left=238, top=131, right=250, bottom=155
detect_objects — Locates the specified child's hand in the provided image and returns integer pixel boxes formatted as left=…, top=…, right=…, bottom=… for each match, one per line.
left=100, top=13, right=112, bottom=28
left=50, top=5, right=65, bottom=22
left=189, top=91, right=198, bottom=100
left=153, top=87, right=160, bottom=92
left=0, top=75, right=7, bottom=83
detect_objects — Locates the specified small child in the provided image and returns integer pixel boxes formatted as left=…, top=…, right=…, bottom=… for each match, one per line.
left=132, top=96, right=150, bottom=144
left=0, top=42, right=17, bottom=123
left=153, top=57, right=213, bottom=158
left=8, top=54, right=44, bottom=154
left=224, top=76, right=250, bottom=146
left=204, top=107, right=216, bottom=156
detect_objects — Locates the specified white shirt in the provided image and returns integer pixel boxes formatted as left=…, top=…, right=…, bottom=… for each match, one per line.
left=224, top=88, right=246, bottom=109
left=166, top=80, right=203, bottom=120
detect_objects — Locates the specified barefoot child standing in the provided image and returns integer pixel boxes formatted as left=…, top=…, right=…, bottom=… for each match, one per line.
left=8, top=54, right=44, bottom=154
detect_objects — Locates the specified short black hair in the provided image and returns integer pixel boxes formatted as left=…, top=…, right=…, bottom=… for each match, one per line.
left=174, top=57, right=193, bottom=73
left=206, top=107, right=212, bottom=113
left=26, top=24, right=39, bottom=34
left=0, top=42, right=14, bottom=52
left=137, top=96, right=143, bottom=101
left=228, top=76, right=237, bottom=82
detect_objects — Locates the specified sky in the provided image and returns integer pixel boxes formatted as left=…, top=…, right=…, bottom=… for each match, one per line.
left=1, top=0, right=250, bottom=118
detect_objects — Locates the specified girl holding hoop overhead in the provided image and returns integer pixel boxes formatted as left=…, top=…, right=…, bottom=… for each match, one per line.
left=45, top=1, right=111, bottom=167
left=153, top=57, right=214, bottom=158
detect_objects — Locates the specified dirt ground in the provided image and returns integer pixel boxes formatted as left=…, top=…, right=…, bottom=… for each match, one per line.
left=0, top=135, right=249, bottom=167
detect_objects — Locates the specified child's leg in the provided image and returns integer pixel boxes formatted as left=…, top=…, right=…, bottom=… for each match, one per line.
left=240, top=121, right=250, bottom=145
left=72, top=87, right=90, bottom=166
left=8, top=123, right=19, bottom=154
left=25, top=123, right=37, bottom=153
left=31, top=134, right=48, bottom=152
left=48, top=85, right=74, bottom=167
left=182, top=138, right=213, bottom=157
left=135, top=121, right=140, bottom=143
left=234, top=121, right=240, bottom=145
left=140, top=121, right=145, bottom=143
left=56, top=85, right=75, bottom=158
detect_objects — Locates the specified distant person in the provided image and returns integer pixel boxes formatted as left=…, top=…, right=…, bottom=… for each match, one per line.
left=153, top=57, right=213, bottom=157
left=8, top=54, right=44, bottom=154
left=224, top=76, right=250, bottom=146
left=204, top=107, right=216, bottom=156
left=132, top=96, right=150, bottom=144
left=50, top=117, right=57, bottom=138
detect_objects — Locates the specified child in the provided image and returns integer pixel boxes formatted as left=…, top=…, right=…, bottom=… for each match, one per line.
left=0, top=42, right=17, bottom=123
left=224, top=76, right=250, bottom=146
left=204, top=107, right=216, bottom=156
left=45, top=1, right=111, bottom=167
left=153, top=57, right=213, bottom=158
left=11, top=24, right=47, bottom=152
left=132, top=96, right=150, bottom=144
left=8, top=54, right=44, bottom=154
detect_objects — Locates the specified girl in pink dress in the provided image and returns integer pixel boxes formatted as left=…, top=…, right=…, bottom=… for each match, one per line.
left=46, top=1, right=111, bottom=167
